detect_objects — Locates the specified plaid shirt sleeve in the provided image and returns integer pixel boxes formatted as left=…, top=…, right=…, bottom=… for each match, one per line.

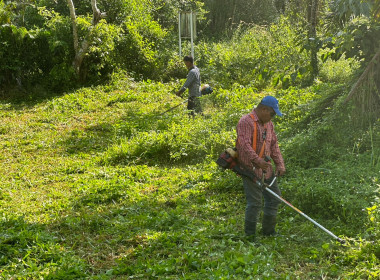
left=269, top=123, right=285, bottom=173
left=236, top=113, right=285, bottom=178
left=236, top=115, right=260, bottom=168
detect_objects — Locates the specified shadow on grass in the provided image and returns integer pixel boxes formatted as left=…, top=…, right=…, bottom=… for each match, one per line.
left=2, top=164, right=368, bottom=278
left=38, top=165, right=245, bottom=276
left=58, top=107, right=210, bottom=167
left=0, top=86, right=72, bottom=110
left=0, top=215, right=90, bottom=278
left=59, top=108, right=167, bottom=155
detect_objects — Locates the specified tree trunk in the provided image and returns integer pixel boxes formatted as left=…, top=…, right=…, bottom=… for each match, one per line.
left=66, top=0, right=79, bottom=73
left=91, top=0, right=106, bottom=25
left=66, top=0, right=106, bottom=79
left=344, top=49, right=380, bottom=104
left=230, top=0, right=237, bottom=31
left=274, top=0, right=286, bottom=14
left=308, top=0, right=319, bottom=81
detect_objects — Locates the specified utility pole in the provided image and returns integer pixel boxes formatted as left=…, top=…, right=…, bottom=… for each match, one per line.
left=179, top=10, right=196, bottom=59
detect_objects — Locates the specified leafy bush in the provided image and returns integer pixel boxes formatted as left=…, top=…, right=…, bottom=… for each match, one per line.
left=319, top=52, right=360, bottom=84
left=323, top=17, right=380, bottom=64
left=195, top=17, right=309, bottom=89
left=110, top=0, right=170, bottom=80
left=0, top=0, right=173, bottom=94
left=0, top=6, right=76, bottom=92
left=0, top=24, right=54, bottom=89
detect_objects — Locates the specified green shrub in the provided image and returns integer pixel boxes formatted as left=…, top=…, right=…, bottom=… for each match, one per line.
left=282, top=153, right=378, bottom=228
left=319, top=53, right=360, bottom=84
left=111, top=0, right=170, bottom=80
left=0, top=24, right=55, bottom=89
left=195, top=17, right=309, bottom=89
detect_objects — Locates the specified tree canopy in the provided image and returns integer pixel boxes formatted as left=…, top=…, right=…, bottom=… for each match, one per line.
left=0, top=0, right=379, bottom=103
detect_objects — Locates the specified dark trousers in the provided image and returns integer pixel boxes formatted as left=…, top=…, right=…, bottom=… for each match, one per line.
left=242, top=176, right=281, bottom=225
left=187, top=96, right=202, bottom=116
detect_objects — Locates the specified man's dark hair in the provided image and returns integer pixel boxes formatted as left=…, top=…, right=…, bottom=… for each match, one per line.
left=257, top=103, right=271, bottom=111
left=257, top=103, right=265, bottom=109
left=183, top=56, right=194, bottom=63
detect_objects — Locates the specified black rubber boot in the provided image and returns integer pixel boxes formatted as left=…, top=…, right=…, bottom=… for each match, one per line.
left=262, top=215, right=277, bottom=236
left=245, top=220, right=257, bottom=242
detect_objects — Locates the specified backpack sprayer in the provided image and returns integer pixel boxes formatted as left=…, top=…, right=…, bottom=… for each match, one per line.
left=216, top=150, right=345, bottom=244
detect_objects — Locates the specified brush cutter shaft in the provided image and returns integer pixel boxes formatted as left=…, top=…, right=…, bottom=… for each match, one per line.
left=264, top=177, right=344, bottom=244
left=160, top=99, right=188, bottom=115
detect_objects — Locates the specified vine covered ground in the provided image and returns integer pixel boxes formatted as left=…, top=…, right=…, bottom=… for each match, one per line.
left=0, top=77, right=379, bottom=279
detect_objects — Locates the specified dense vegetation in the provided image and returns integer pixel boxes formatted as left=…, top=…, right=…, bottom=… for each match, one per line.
left=0, top=74, right=379, bottom=279
left=2, top=0, right=379, bottom=93
left=0, top=0, right=379, bottom=279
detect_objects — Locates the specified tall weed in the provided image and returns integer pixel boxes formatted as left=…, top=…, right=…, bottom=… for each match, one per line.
left=195, top=17, right=308, bottom=89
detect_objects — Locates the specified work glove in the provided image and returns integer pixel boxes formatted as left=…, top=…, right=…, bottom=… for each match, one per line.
left=276, top=168, right=286, bottom=177
left=257, top=158, right=271, bottom=172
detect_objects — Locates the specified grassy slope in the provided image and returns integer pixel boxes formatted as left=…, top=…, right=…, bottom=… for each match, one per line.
left=0, top=79, right=379, bottom=279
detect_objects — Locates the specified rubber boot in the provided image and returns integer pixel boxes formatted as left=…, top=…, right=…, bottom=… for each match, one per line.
left=245, top=220, right=257, bottom=242
left=262, top=215, right=277, bottom=236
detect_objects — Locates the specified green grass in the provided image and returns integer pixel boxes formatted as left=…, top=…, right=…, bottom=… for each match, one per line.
left=0, top=77, right=379, bottom=279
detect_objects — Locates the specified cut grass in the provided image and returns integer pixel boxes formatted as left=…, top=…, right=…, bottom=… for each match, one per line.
left=0, top=79, right=378, bottom=279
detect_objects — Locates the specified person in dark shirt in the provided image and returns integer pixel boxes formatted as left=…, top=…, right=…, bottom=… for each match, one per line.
left=175, top=56, right=202, bottom=116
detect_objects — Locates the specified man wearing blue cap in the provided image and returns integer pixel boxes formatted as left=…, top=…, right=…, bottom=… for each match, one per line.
left=236, top=96, right=286, bottom=241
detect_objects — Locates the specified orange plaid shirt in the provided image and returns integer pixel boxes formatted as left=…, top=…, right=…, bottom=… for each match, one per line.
left=236, top=109, right=285, bottom=180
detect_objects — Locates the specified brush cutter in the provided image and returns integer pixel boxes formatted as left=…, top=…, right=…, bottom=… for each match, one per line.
left=160, top=84, right=213, bottom=116
left=259, top=157, right=345, bottom=244
left=159, top=99, right=188, bottom=116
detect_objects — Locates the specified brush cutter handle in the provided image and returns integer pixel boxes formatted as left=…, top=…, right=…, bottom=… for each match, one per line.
left=260, top=156, right=272, bottom=184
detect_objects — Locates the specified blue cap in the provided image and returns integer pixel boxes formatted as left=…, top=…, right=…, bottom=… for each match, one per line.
left=260, top=96, right=283, bottom=117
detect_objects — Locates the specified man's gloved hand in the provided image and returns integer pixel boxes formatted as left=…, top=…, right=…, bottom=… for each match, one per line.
left=276, top=168, right=286, bottom=177
left=257, top=158, right=272, bottom=172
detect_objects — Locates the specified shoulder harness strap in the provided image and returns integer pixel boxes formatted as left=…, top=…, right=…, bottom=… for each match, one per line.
left=250, top=114, right=266, bottom=158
